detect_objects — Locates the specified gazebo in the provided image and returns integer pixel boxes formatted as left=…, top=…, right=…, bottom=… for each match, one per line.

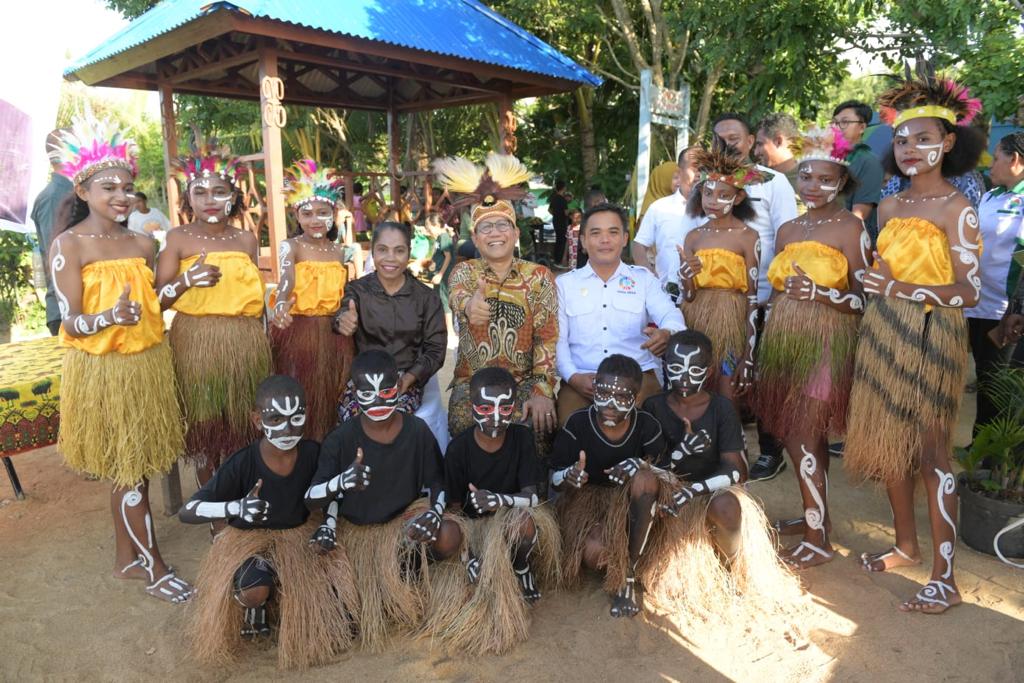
left=65, top=0, right=600, bottom=277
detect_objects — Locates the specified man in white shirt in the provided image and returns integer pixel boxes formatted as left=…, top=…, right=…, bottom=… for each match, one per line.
left=556, top=202, right=685, bottom=423
left=127, top=192, right=172, bottom=238
left=631, top=147, right=701, bottom=301
left=712, top=113, right=798, bottom=481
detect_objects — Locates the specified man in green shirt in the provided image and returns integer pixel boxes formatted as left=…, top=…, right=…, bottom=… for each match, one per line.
left=832, top=100, right=884, bottom=241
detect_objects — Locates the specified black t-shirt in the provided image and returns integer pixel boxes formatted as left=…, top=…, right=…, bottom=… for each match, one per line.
left=550, top=407, right=665, bottom=486
left=642, top=392, right=746, bottom=481
left=312, top=414, right=443, bottom=525
left=191, top=440, right=321, bottom=530
left=445, top=425, right=543, bottom=518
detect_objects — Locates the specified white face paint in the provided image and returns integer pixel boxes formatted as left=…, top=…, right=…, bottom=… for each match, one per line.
left=260, top=395, right=306, bottom=450
left=819, top=183, right=839, bottom=204
left=705, top=180, right=718, bottom=190
left=916, top=142, right=945, bottom=168
left=355, top=372, right=400, bottom=421
left=593, top=378, right=636, bottom=426
left=471, top=386, right=515, bottom=437
left=665, top=344, right=709, bottom=396
left=896, top=125, right=910, bottom=138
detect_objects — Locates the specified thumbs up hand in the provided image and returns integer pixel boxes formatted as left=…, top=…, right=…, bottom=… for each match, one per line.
left=332, top=447, right=371, bottom=493
left=334, top=299, right=359, bottom=336
left=467, top=482, right=502, bottom=514
left=272, top=293, right=297, bottom=329
left=784, top=262, right=817, bottom=301
left=111, top=283, right=141, bottom=326
left=234, top=479, right=271, bottom=524
left=465, top=276, right=491, bottom=327
left=184, top=250, right=221, bottom=288
left=562, top=450, right=589, bottom=489
left=863, top=251, right=895, bottom=297
left=676, top=245, right=702, bottom=282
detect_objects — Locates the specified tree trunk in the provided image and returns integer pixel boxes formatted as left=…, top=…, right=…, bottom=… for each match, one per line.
left=694, top=58, right=725, bottom=139
left=574, top=87, right=598, bottom=186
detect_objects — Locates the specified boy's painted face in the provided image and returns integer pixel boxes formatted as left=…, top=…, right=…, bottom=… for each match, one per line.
left=593, top=374, right=637, bottom=427
left=472, top=383, right=516, bottom=438
left=664, top=342, right=710, bottom=397
left=259, top=394, right=306, bottom=450
left=354, top=367, right=400, bottom=421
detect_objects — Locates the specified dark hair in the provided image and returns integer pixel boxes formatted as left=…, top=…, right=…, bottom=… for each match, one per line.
left=882, top=118, right=986, bottom=179
left=665, top=329, right=712, bottom=358
left=134, top=191, right=147, bottom=202
left=712, top=112, right=751, bottom=135
left=424, top=211, right=442, bottom=229
left=596, top=354, right=643, bottom=387
left=371, top=220, right=412, bottom=248
left=582, top=201, right=628, bottom=232
left=997, top=132, right=1024, bottom=160
left=583, top=187, right=607, bottom=209
left=554, top=179, right=566, bottom=191
left=568, top=208, right=583, bottom=219
left=796, top=158, right=860, bottom=196
left=685, top=181, right=756, bottom=221
left=53, top=193, right=89, bottom=240
left=351, top=349, right=397, bottom=378
left=255, top=374, right=305, bottom=407
left=757, top=113, right=799, bottom=140
left=832, top=100, right=872, bottom=124
left=469, top=367, right=516, bottom=396
left=353, top=181, right=364, bottom=194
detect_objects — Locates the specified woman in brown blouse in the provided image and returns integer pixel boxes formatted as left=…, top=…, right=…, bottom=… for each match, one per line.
left=333, top=221, right=450, bottom=447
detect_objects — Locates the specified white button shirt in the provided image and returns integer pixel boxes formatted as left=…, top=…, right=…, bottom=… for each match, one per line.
left=556, top=261, right=686, bottom=377
left=745, top=164, right=799, bottom=303
left=966, top=182, right=1024, bottom=320
left=634, top=189, right=704, bottom=291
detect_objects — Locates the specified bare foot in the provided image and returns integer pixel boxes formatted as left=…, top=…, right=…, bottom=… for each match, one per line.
left=772, top=517, right=833, bottom=537
left=144, top=571, right=194, bottom=604
left=860, top=546, right=920, bottom=573
left=899, top=580, right=961, bottom=614
left=781, top=540, right=834, bottom=570
left=114, top=557, right=173, bottom=581
left=516, top=566, right=541, bottom=605
left=609, top=579, right=641, bottom=618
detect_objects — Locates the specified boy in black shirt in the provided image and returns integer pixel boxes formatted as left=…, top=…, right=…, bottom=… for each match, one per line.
left=550, top=354, right=668, bottom=619
left=180, top=375, right=358, bottom=669
left=431, top=368, right=560, bottom=654
left=305, top=349, right=464, bottom=651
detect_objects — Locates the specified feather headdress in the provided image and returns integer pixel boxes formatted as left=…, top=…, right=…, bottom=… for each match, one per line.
left=47, top=111, right=138, bottom=186
left=172, top=127, right=244, bottom=187
left=283, top=159, right=342, bottom=208
left=795, top=125, right=854, bottom=167
left=692, top=146, right=767, bottom=189
left=433, top=152, right=531, bottom=226
left=877, top=66, right=982, bottom=129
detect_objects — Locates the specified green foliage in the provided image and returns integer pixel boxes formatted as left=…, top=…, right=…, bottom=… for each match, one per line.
left=0, top=232, right=33, bottom=325
left=956, top=366, right=1024, bottom=503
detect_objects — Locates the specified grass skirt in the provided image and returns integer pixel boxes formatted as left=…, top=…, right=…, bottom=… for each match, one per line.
left=421, top=505, right=561, bottom=655
left=169, top=313, right=271, bottom=468
left=339, top=499, right=469, bottom=652
left=845, top=297, right=968, bottom=483
left=754, top=297, right=859, bottom=437
left=270, top=315, right=353, bottom=441
left=188, top=520, right=359, bottom=670
left=682, top=289, right=747, bottom=385
left=59, top=343, right=184, bottom=488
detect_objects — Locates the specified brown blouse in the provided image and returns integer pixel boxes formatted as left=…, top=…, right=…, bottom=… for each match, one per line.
left=338, top=271, right=446, bottom=384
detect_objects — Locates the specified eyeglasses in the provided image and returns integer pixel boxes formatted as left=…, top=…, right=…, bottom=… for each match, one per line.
left=476, top=220, right=515, bottom=235
left=831, top=119, right=865, bottom=128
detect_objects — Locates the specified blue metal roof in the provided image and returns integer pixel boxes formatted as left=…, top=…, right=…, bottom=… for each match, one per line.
left=66, top=0, right=601, bottom=87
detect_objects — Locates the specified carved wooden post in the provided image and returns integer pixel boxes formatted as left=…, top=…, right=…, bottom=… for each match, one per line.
left=259, top=48, right=287, bottom=281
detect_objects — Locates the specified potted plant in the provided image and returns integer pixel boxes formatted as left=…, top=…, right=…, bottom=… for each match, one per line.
left=955, top=366, right=1024, bottom=562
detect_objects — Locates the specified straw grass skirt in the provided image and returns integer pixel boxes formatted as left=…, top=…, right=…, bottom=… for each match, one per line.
left=188, top=520, right=359, bottom=670
left=169, top=313, right=271, bottom=469
left=420, top=505, right=561, bottom=655
left=59, top=343, right=184, bottom=488
left=682, top=289, right=747, bottom=385
left=270, top=315, right=353, bottom=441
left=754, top=296, right=859, bottom=437
left=844, top=297, right=968, bottom=483
left=338, top=499, right=469, bottom=652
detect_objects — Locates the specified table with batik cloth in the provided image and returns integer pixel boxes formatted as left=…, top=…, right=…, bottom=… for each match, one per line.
left=0, top=336, right=64, bottom=499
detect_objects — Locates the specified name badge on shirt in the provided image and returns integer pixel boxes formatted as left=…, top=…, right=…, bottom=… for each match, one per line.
left=617, top=275, right=637, bottom=293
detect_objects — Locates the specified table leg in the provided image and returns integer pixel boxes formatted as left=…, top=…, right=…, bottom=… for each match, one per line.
left=3, top=456, right=25, bottom=500
left=161, top=460, right=183, bottom=516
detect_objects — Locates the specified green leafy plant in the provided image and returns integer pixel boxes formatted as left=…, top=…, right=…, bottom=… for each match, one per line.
left=0, top=231, right=32, bottom=327
left=956, top=366, right=1024, bottom=503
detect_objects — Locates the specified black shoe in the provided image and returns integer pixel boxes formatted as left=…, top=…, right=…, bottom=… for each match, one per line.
left=828, top=442, right=844, bottom=458
left=749, top=453, right=786, bottom=481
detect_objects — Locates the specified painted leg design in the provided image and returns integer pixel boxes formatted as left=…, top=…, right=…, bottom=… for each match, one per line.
left=611, top=494, right=655, bottom=618
left=900, top=468, right=961, bottom=614
left=513, top=525, right=541, bottom=604
left=782, top=445, right=834, bottom=570
left=118, top=484, right=194, bottom=604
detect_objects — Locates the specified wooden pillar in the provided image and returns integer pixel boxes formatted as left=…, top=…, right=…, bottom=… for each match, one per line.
left=498, top=96, right=518, bottom=155
left=387, top=107, right=401, bottom=213
left=259, top=48, right=287, bottom=281
left=158, top=83, right=180, bottom=226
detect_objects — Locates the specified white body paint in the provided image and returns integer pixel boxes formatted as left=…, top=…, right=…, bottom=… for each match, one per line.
left=798, top=445, right=827, bottom=534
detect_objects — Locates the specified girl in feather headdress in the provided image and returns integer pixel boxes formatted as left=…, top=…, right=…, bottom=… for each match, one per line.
left=676, top=145, right=766, bottom=404
left=48, top=113, right=193, bottom=603
left=269, top=159, right=353, bottom=441
left=753, top=126, right=868, bottom=570
left=156, top=130, right=271, bottom=506
left=845, top=72, right=985, bottom=613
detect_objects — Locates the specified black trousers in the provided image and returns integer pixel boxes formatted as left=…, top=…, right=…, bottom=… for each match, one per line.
left=553, top=220, right=568, bottom=263
left=968, top=317, right=1012, bottom=435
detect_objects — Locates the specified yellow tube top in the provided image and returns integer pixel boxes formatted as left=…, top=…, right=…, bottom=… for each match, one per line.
left=172, top=251, right=264, bottom=317
left=876, top=218, right=954, bottom=286
left=768, top=241, right=849, bottom=291
left=287, top=261, right=348, bottom=316
left=694, top=248, right=748, bottom=292
left=60, top=258, right=163, bottom=355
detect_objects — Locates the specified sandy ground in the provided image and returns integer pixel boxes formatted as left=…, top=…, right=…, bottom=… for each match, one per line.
left=2, top=359, right=1023, bottom=682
